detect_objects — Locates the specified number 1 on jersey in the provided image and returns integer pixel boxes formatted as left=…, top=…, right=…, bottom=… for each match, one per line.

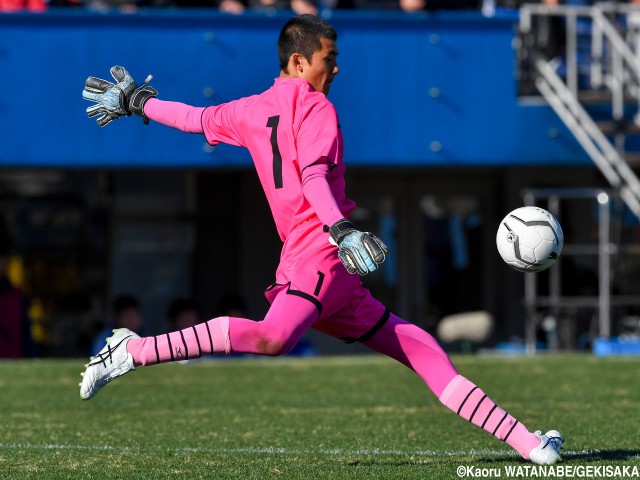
left=267, top=115, right=283, bottom=189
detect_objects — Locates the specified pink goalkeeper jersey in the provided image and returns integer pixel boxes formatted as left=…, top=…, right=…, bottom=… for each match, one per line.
left=201, top=78, right=355, bottom=241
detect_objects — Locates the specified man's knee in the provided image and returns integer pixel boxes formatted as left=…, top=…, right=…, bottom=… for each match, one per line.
left=255, top=327, right=297, bottom=356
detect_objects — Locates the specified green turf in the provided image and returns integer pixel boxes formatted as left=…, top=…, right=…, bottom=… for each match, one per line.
left=0, top=354, right=638, bottom=479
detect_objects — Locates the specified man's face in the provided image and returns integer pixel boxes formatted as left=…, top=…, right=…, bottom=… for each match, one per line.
left=299, top=37, right=339, bottom=95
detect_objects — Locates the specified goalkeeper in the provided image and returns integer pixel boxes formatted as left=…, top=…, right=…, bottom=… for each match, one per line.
left=80, top=14, right=563, bottom=466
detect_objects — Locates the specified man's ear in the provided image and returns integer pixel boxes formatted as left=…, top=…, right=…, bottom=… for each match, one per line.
left=291, top=53, right=305, bottom=74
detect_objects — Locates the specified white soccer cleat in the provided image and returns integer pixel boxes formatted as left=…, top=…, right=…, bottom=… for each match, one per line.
left=529, top=429, right=564, bottom=465
left=80, top=328, right=139, bottom=401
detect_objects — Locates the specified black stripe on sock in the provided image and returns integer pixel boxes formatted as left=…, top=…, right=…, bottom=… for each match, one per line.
left=192, top=326, right=202, bottom=357
left=205, top=322, right=214, bottom=354
left=502, top=420, right=519, bottom=442
left=468, top=394, right=487, bottom=423
left=167, top=334, right=174, bottom=361
left=481, top=404, right=498, bottom=429
left=457, top=386, right=479, bottom=415
left=492, top=412, right=509, bottom=435
left=179, top=330, right=189, bottom=359
left=154, top=336, right=160, bottom=365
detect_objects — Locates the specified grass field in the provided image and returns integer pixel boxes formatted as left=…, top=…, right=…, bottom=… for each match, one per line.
left=0, top=354, right=639, bottom=479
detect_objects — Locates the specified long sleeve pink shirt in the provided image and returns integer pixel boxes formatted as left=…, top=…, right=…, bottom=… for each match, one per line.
left=144, top=78, right=354, bottom=241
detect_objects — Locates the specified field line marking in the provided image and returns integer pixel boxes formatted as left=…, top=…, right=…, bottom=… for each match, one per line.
left=0, top=442, right=597, bottom=458
left=0, top=442, right=514, bottom=456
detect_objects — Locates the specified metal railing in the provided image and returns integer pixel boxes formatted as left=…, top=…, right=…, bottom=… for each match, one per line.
left=519, top=2, right=640, bottom=221
left=522, top=188, right=611, bottom=354
left=534, top=59, right=640, bottom=218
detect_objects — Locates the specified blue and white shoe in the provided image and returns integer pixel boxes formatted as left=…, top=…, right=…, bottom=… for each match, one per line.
left=529, top=430, right=564, bottom=465
left=80, top=328, right=139, bottom=400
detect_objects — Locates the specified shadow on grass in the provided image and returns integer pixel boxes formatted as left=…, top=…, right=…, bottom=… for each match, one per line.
left=565, top=450, right=640, bottom=461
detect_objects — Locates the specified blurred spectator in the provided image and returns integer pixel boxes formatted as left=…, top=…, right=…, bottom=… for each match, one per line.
left=167, top=297, right=200, bottom=331
left=169, top=0, right=247, bottom=14
left=244, top=0, right=317, bottom=15
left=91, top=295, right=143, bottom=355
left=176, top=0, right=317, bottom=15
left=214, top=291, right=316, bottom=356
left=424, top=0, right=479, bottom=10
left=349, top=0, right=478, bottom=13
left=216, top=292, right=249, bottom=317
left=0, top=0, right=46, bottom=12
left=47, top=0, right=82, bottom=7
left=0, top=225, right=35, bottom=358
left=82, top=0, right=171, bottom=13
left=218, top=0, right=246, bottom=13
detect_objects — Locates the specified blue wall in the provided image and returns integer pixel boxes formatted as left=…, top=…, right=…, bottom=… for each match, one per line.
left=0, top=9, right=589, bottom=167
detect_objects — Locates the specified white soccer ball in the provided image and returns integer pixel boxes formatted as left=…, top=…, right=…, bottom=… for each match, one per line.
left=496, top=206, right=564, bottom=273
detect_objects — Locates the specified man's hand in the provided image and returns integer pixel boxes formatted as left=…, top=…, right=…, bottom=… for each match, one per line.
left=82, top=66, right=158, bottom=127
left=328, top=219, right=388, bottom=275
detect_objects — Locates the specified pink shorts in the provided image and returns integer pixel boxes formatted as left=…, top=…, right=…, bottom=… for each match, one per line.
left=264, top=228, right=388, bottom=343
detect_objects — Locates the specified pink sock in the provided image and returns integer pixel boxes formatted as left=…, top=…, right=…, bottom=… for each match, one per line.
left=127, top=316, right=231, bottom=366
left=439, top=375, right=540, bottom=459
left=362, top=313, right=460, bottom=397
left=127, top=291, right=321, bottom=365
left=362, top=314, right=540, bottom=459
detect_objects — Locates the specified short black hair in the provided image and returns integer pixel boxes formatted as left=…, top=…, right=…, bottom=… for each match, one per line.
left=278, top=14, right=337, bottom=73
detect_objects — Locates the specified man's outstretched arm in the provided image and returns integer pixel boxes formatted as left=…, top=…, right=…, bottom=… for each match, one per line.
left=143, top=98, right=205, bottom=134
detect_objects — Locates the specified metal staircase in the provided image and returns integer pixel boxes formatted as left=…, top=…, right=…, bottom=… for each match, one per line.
left=518, top=2, right=640, bottom=220
left=517, top=4, right=640, bottom=352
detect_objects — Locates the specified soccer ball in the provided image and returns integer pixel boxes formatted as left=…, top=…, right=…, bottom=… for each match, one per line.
left=496, top=206, right=564, bottom=273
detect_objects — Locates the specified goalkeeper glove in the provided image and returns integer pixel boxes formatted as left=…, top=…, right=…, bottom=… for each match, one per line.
left=82, top=65, right=158, bottom=127
left=327, top=219, right=388, bottom=276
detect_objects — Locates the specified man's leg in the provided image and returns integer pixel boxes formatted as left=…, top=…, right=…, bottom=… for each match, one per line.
left=81, top=290, right=319, bottom=400
left=127, top=289, right=320, bottom=365
left=362, top=313, right=544, bottom=461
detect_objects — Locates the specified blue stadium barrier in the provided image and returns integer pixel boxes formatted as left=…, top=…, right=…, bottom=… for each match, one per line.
left=0, top=9, right=589, bottom=167
left=593, top=336, right=640, bottom=357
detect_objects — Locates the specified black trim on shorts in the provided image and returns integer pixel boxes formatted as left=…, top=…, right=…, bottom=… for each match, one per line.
left=340, top=308, right=391, bottom=344
left=263, top=282, right=284, bottom=306
left=286, top=286, right=323, bottom=315
left=314, top=271, right=325, bottom=297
